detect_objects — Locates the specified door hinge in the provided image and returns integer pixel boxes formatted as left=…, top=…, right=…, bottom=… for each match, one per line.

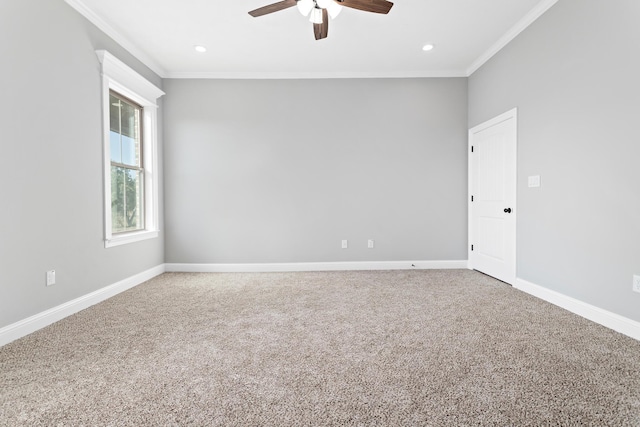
left=471, top=244, right=474, bottom=251
left=471, top=146, right=474, bottom=153
left=471, top=195, right=474, bottom=202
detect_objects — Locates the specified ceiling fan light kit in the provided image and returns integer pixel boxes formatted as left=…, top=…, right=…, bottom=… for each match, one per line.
left=309, top=7, right=323, bottom=23
left=325, top=1, right=342, bottom=18
left=248, top=0, right=393, bottom=40
left=297, top=0, right=315, bottom=16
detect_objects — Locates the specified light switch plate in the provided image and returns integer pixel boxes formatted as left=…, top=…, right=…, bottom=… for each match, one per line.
left=528, top=175, right=541, bottom=188
left=46, top=270, right=56, bottom=286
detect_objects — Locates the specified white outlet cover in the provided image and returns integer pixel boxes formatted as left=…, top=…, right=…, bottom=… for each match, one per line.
left=368, top=239, right=374, bottom=248
left=633, top=275, right=640, bottom=293
left=528, top=175, right=541, bottom=188
left=341, top=240, right=348, bottom=249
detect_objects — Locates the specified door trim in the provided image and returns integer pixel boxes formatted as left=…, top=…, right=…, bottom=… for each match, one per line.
left=468, top=108, right=518, bottom=283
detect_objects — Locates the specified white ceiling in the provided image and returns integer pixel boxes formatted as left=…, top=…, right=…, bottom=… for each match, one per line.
left=65, top=0, right=557, bottom=79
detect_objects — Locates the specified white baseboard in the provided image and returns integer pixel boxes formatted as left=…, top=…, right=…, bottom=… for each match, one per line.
left=165, top=260, right=468, bottom=273
left=515, top=278, right=640, bottom=342
left=5, top=264, right=636, bottom=347
left=0, top=264, right=165, bottom=348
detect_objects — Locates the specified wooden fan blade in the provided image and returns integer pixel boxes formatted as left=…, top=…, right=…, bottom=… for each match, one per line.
left=313, top=9, right=329, bottom=40
left=337, top=0, right=393, bottom=14
left=249, top=0, right=297, bottom=17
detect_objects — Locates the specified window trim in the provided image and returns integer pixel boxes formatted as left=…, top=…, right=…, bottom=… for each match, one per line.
left=96, top=50, right=164, bottom=248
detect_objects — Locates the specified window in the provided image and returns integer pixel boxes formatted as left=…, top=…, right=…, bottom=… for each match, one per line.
left=109, top=92, right=144, bottom=233
left=97, top=50, right=164, bottom=248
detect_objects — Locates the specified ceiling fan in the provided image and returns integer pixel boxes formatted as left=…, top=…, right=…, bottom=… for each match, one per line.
left=248, top=0, right=394, bottom=40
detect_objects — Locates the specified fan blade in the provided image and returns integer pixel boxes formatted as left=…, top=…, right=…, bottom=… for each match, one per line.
left=313, top=9, right=329, bottom=40
left=249, top=0, right=297, bottom=17
left=337, top=0, right=393, bottom=14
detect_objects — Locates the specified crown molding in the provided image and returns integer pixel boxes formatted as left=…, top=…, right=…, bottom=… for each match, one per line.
left=164, top=70, right=468, bottom=79
left=64, top=0, right=167, bottom=78
left=466, top=0, right=559, bottom=76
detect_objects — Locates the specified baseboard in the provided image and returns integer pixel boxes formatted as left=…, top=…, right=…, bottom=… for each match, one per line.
left=0, top=264, right=165, bottom=348
left=165, top=260, right=468, bottom=273
left=515, top=278, right=640, bottom=342
left=8, top=265, right=635, bottom=346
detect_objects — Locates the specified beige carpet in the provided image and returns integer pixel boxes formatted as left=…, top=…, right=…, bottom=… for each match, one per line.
left=1, top=270, right=639, bottom=426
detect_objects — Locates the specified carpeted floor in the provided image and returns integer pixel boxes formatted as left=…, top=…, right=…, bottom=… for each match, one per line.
left=1, top=270, right=639, bottom=426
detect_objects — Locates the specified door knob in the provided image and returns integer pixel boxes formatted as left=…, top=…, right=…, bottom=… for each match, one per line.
left=504, top=208, right=512, bottom=213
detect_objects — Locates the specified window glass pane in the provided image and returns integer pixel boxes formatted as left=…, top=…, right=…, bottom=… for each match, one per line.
left=131, top=106, right=141, bottom=167
left=111, top=166, right=125, bottom=232
left=109, top=94, right=121, bottom=134
left=121, top=135, right=137, bottom=166
left=111, top=166, right=143, bottom=233
left=110, top=131, right=121, bottom=163
left=110, top=92, right=141, bottom=167
left=120, top=102, right=136, bottom=138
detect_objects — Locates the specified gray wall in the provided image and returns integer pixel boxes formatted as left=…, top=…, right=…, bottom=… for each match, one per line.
left=9, top=0, right=635, bottom=333
left=0, top=0, right=164, bottom=328
left=469, top=0, right=640, bottom=322
left=163, top=78, right=468, bottom=263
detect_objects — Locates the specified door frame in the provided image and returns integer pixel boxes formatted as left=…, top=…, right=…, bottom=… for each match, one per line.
left=467, top=108, right=518, bottom=284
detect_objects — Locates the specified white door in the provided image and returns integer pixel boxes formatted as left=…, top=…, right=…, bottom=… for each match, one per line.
left=468, top=109, right=517, bottom=284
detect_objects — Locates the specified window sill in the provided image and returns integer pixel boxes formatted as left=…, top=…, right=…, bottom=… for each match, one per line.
left=105, top=230, right=159, bottom=248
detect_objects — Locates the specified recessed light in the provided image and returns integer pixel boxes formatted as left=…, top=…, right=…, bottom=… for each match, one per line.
left=194, top=45, right=207, bottom=53
left=422, top=44, right=435, bottom=52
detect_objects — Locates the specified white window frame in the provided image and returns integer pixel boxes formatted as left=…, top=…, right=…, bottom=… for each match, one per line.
left=96, top=50, right=164, bottom=248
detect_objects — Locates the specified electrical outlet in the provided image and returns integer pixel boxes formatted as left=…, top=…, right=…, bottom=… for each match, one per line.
left=633, top=275, right=640, bottom=293
left=46, top=270, right=56, bottom=287
left=367, top=239, right=374, bottom=249
left=341, top=240, right=348, bottom=249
